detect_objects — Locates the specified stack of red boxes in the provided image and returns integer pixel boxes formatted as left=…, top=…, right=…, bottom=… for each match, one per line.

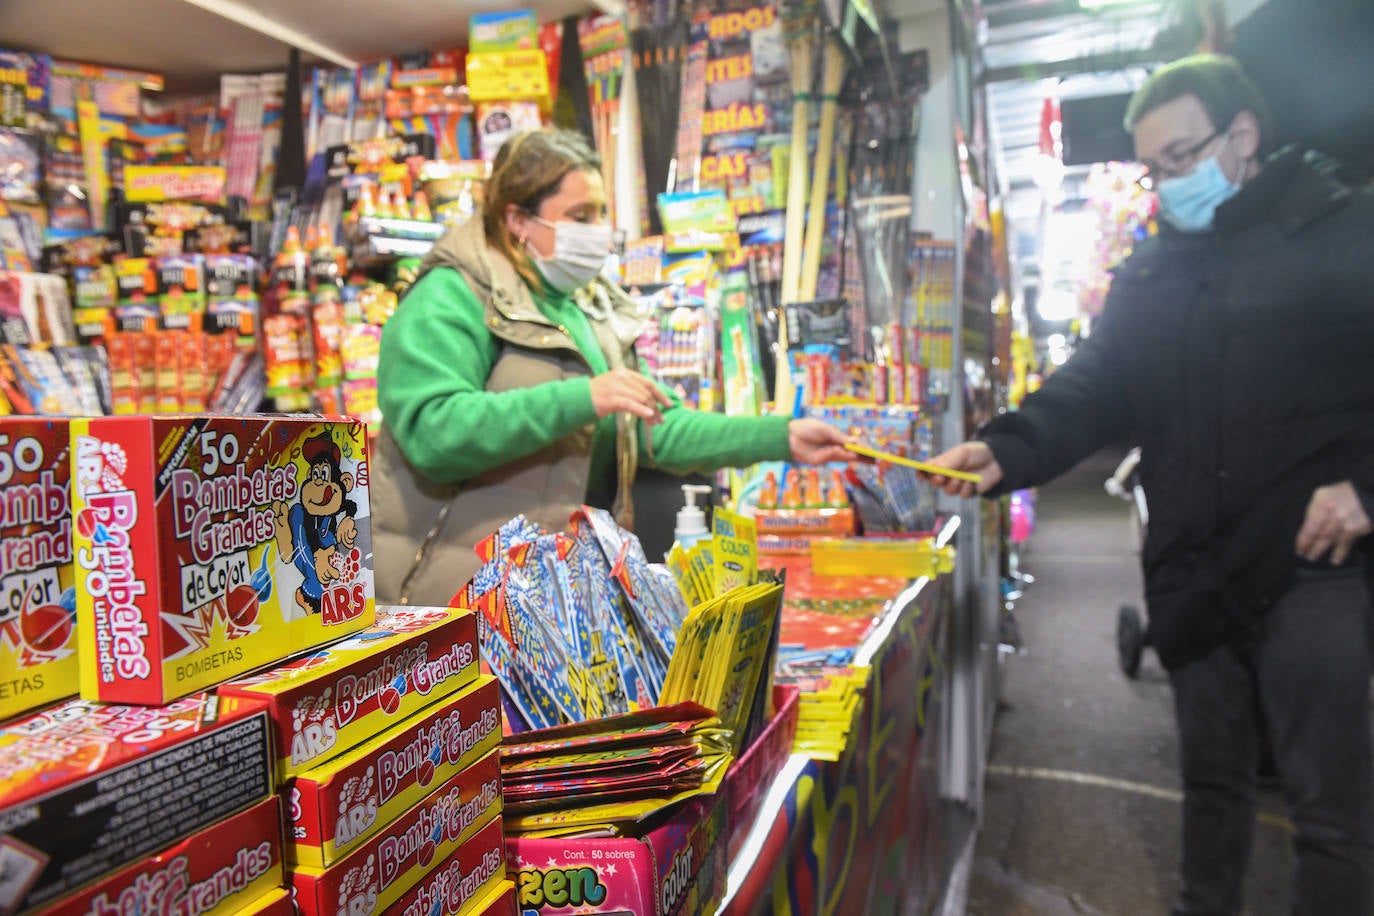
left=0, top=415, right=512, bottom=915
left=0, top=693, right=285, bottom=916
left=218, top=605, right=517, bottom=915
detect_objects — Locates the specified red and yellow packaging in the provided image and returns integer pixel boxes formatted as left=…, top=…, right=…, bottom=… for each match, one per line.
left=219, top=606, right=478, bottom=781
left=0, top=419, right=76, bottom=722
left=290, top=759, right=505, bottom=916
left=155, top=331, right=181, bottom=413
left=463, top=880, right=520, bottom=916
left=226, top=887, right=293, bottom=916
left=71, top=415, right=376, bottom=705
left=133, top=332, right=158, bottom=414
left=361, top=814, right=507, bottom=916
left=288, top=675, right=502, bottom=867
left=35, top=797, right=283, bottom=916
left=0, top=693, right=273, bottom=914
left=106, top=334, right=138, bottom=415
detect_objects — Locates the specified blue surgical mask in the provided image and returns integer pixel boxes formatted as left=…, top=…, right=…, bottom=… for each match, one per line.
left=1155, top=152, right=1241, bottom=233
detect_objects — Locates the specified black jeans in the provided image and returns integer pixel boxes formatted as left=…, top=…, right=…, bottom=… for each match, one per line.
left=1169, top=566, right=1374, bottom=916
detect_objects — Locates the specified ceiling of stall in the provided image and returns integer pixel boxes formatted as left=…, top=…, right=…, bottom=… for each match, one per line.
left=978, top=0, right=1189, bottom=293
left=0, top=0, right=611, bottom=88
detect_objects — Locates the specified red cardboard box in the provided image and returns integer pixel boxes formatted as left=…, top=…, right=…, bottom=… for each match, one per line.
left=0, top=693, right=272, bottom=915
left=34, top=797, right=283, bottom=916
left=219, top=606, right=479, bottom=781
left=0, top=418, right=76, bottom=721
left=385, top=816, right=508, bottom=916
left=70, top=415, right=376, bottom=705
left=288, top=675, right=502, bottom=867
left=508, top=793, right=725, bottom=916
left=290, top=751, right=504, bottom=916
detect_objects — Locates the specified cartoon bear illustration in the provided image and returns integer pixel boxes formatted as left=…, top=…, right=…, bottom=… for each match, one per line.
left=273, top=432, right=358, bottom=614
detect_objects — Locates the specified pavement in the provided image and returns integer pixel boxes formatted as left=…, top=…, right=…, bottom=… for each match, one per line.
left=965, top=450, right=1295, bottom=916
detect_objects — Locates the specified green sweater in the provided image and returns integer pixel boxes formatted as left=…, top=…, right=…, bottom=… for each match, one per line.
left=378, top=266, right=793, bottom=492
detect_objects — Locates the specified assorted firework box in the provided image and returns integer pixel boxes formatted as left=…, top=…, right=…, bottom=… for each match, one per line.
left=0, top=692, right=274, bottom=915
left=69, top=414, right=376, bottom=705
left=0, top=418, right=76, bottom=721
left=217, top=605, right=480, bottom=782
left=286, top=675, right=502, bottom=868
left=292, top=803, right=507, bottom=916
left=34, top=797, right=284, bottom=916
left=0, top=405, right=515, bottom=916
left=509, top=792, right=727, bottom=916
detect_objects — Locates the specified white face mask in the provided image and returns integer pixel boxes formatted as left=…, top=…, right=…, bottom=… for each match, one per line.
left=524, top=214, right=613, bottom=294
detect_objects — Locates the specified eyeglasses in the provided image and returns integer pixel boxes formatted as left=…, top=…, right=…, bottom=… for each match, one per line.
left=1137, top=129, right=1224, bottom=190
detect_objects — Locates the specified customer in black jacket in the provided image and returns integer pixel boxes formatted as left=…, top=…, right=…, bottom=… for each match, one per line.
left=928, top=56, right=1374, bottom=915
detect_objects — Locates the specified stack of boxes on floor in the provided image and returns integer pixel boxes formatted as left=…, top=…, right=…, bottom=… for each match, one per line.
left=0, top=415, right=518, bottom=916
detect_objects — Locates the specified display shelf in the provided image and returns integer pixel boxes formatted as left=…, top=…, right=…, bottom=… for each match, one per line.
left=1, top=0, right=618, bottom=85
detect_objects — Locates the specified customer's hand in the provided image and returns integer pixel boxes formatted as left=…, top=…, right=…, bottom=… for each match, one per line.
left=1295, top=480, right=1372, bottom=565
left=787, top=419, right=854, bottom=465
left=590, top=368, right=673, bottom=425
left=922, top=442, right=1003, bottom=498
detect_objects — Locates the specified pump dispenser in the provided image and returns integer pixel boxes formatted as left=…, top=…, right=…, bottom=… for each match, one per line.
left=675, top=484, right=713, bottom=548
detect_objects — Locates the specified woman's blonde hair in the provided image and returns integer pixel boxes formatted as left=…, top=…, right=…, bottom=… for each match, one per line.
left=482, top=129, right=602, bottom=292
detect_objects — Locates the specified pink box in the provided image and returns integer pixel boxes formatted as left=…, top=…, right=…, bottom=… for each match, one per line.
left=508, top=793, right=725, bottom=916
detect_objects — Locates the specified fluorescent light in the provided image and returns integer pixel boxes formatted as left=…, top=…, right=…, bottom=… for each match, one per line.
left=1079, top=0, right=1147, bottom=8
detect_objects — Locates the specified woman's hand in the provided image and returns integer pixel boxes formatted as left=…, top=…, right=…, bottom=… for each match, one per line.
left=590, top=368, right=673, bottom=425
left=788, top=419, right=854, bottom=465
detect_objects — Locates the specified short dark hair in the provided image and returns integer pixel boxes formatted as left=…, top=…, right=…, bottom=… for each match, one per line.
left=1125, top=55, right=1273, bottom=152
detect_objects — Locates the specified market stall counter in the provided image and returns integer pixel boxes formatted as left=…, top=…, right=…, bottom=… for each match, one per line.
left=716, top=519, right=959, bottom=916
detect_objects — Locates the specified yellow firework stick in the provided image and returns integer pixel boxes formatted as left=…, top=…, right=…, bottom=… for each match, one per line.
left=844, top=442, right=984, bottom=483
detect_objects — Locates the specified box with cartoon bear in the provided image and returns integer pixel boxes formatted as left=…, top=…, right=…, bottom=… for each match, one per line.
left=218, top=606, right=479, bottom=782
left=289, top=754, right=505, bottom=916
left=0, top=418, right=77, bottom=722
left=34, top=797, right=283, bottom=916
left=288, top=675, right=502, bottom=868
left=70, top=415, right=376, bottom=705
left=0, top=693, right=273, bottom=915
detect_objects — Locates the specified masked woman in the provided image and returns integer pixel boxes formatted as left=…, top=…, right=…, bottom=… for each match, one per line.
left=373, top=128, right=851, bottom=604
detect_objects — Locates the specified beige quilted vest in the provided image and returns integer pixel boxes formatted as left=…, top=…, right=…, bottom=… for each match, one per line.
left=371, top=218, right=645, bottom=605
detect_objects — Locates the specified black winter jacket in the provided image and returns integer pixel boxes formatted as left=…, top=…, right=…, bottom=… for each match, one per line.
left=980, top=147, right=1374, bottom=669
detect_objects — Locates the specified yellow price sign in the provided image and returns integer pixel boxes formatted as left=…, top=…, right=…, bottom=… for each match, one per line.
left=465, top=50, right=551, bottom=103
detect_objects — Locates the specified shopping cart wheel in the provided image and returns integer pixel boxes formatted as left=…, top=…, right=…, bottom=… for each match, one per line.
left=1117, top=604, right=1146, bottom=679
